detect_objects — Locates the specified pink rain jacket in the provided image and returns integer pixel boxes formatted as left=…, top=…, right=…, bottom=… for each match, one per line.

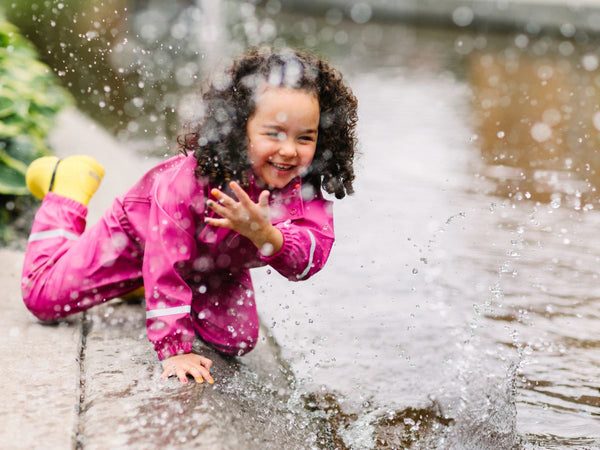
left=119, top=153, right=334, bottom=359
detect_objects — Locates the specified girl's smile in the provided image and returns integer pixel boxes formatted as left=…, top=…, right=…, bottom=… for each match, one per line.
left=246, top=87, right=319, bottom=189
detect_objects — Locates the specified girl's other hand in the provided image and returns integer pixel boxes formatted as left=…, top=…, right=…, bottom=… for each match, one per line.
left=206, top=181, right=283, bottom=255
left=161, top=353, right=214, bottom=385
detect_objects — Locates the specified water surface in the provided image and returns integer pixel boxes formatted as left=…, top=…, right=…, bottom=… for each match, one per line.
left=250, top=12, right=600, bottom=449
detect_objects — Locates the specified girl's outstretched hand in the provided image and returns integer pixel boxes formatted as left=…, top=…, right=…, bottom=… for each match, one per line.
left=206, top=181, right=283, bottom=256
left=161, top=353, right=214, bottom=385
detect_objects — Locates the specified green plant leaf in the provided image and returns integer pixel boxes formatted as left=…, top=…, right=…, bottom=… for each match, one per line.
left=0, top=161, right=27, bottom=195
left=4, top=135, right=47, bottom=164
left=0, top=13, right=73, bottom=196
left=0, top=120, right=22, bottom=137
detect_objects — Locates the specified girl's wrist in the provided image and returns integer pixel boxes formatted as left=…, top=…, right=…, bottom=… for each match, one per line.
left=251, top=224, right=283, bottom=256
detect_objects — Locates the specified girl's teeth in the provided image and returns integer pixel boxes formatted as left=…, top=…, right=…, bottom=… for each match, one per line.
left=271, top=163, right=292, bottom=170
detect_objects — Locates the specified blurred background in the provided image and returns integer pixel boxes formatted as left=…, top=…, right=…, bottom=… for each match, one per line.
left=2, top=0, right=600, bottom=448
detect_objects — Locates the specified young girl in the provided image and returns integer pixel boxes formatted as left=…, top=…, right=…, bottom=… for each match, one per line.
left=21, top=47, right=358, bottom=385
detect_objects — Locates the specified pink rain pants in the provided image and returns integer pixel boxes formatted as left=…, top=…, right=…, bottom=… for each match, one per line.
left=20, top=192, right=258, bottom=357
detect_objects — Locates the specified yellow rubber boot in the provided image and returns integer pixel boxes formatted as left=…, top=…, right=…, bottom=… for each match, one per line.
left=26, top=156, right=59, bottom=200
left=26, top=155, right=105, bottom=206
left=52, top=155, right=104, bottom=206
left=120, top=286, right=145, bottom=303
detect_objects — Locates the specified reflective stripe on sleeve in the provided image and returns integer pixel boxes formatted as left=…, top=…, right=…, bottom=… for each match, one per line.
left=146, top=305, right=191, bottom=319
left=28, top=229, right=80, bottom=242
left=297, top=229, right=316, bottom=280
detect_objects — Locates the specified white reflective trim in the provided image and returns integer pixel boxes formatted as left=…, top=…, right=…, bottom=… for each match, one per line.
left=28, top=229, right=80, bottom=242
left=297, top=229, right=316, bottom=280
left=146, top=305, right=191, bottom=319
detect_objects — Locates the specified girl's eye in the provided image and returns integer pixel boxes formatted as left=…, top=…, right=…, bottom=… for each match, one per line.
left=299, top=136, right=315, bottom=142
left=265, top=132, right=286, bottom=140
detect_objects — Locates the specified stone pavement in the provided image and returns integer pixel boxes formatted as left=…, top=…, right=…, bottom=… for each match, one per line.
left=0, top=109, right=325, bottom=449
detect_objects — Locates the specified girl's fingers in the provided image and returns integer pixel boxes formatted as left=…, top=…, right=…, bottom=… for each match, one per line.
left=258, top=190, right=270, bottom=207
left=160, top=355, right=213, bottom=384
left=199, top=356, right=213, bottom=369
left=194, top=356, right=214, bottom=383
left=176, top=368, right=189, bottom=384
left=229, top=181, right=252, bottom=206
left=204, top=217, right=232, bottom=229
left=188, top=366, right=204, bottom=384
left=206, top=199, right=249, bottom=224
left=207, top=199, right=230, bottom=218
left=187, top=366, right=213, bottom=385
left=210, top=188, right=236, bottom=206
left=197, top=365, right=214, bottom=384
left=161, top=363, right=176, bottom=379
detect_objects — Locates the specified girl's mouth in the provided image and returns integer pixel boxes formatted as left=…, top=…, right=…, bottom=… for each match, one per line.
left=268, top=162, right=295, bottom=171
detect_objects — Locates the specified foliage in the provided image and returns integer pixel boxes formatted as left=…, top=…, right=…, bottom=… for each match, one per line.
left=0, top=14, right=72, bottom=196
left=0, top=14, right=72, bottom=244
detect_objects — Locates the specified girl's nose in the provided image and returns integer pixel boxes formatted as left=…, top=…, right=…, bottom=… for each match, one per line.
left=278, top=139, right=297, bottom=158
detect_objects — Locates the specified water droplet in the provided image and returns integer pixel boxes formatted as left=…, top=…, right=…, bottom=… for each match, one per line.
left=514, top=34, right=528, bottom=49
left=350, top=3, right=372, bottom=24
left=560, top=22, right=576, bottom=37
left=452, top=6, right=474, bottom=27
left=530, top=122, right=552, bottom=142
left=582, top=53, right=599, bottom=71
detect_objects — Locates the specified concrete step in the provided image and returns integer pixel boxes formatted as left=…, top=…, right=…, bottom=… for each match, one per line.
left=80, top=302, right=316, bottom=449
left=0, top=248, right=80, bottom=449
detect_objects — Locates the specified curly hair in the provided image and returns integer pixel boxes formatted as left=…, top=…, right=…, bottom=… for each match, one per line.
left=177, top=47, right=358, bottom=199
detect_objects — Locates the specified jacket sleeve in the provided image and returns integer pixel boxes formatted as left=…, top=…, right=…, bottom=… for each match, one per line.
left=259, top=198, right=335, bottom=281
left=143, top=184, right=198, bottom=360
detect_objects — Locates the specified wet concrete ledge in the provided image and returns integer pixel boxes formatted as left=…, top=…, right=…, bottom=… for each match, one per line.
left=278, top=0, right=600, bottom=34
left=80, top=301, right=320, bottom=449
left=0, top=109, right=328, bottom=449
left=0, top=249, right=80, bottom=449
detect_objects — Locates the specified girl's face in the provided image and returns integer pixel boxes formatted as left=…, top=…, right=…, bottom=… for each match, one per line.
left=246, top=87, right=319, bottom=189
